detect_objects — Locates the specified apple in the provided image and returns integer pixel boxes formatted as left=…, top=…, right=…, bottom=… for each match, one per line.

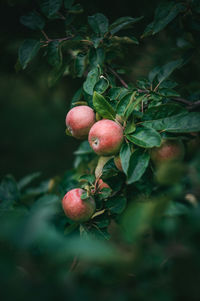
left=114, top=155, right=123, bottom=172
left=65, top=105, right=95, bottom=139
left=88, top=119, right=124, bottom=156
left=97, top=179, right=110, bottom=191
left=62, top=188, right=96, bottom=222
left=150, top=139, right=185, bottom=165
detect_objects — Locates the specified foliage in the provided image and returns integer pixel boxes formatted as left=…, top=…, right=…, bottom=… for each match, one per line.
left=1, top=0, right=200, bottom=300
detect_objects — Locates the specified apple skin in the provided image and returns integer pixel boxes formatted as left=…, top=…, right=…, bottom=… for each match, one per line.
left=62, top=188, right=96, bottom=222
left=150, top=139, right=185, bottom=165
left=88, top=119, right=124, bottom=156
left=65, top=105, right=95, bottom=139
left=114, top=156, right=123, bottom=172
left=97, top=179, right=110, bottom=191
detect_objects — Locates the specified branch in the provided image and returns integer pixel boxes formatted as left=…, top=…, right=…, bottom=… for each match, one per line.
left=172, top=97, right=200, bottom=110
left=41, top=30, right=74, bottom=46
left=107, top=66, right=129, bottom=89
left=69, top=256, right=78, bottom=272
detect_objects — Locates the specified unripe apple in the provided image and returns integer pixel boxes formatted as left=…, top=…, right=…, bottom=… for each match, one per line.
left=150, top=139, right=185, bottom=165
left=65, top=105, right=95, bottom=139
left=88, top=119, right=124, bottom=156
left=114, top=155, right=123, bottom=172
left=97, top=179, right=110, bottom=191
left=62, top=188, right=96, bottom=222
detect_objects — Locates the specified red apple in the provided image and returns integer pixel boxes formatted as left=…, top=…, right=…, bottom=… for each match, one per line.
left=97, top=179, right=110, bottom=191
left=65, top=105, right=95, bottom=139
left=62, top=188, right=96, bottom=222
left=88, top=119, right=124, bottom=156
left=150, top=139, right=185, bottom=165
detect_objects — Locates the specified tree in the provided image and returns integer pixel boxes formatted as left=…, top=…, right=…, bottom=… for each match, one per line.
left=1, top=0, right=200, bottom=300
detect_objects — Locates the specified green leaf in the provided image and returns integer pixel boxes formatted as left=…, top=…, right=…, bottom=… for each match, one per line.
left=18, top=172, right=41, bottom=190
left=74, top=141, right=94, bottom=155
left=94, top=76, right=109, bottom=94
left=157, top=59, right=183, bottom=84
left=39, top=0, right=63, bottom=18
left=121, top=198, right=168, bottom=242
left=142, top=104, right=187, bottom=121
left=106, top=196, right=127, bottom=214
left=47, top=41, right=62, bottom=67
left=158, top=88, right=180, bottom=97
left=93, top=92, right=116, bottom=120
left=89, top=47, right=105, bottom=68
left=20, top=11, right=45, bottom=30
left=0, top=175, right=20, bottom=202
left=141, top=112, right=200, bottom=133
left=152, top=2, right=184, bottom=34
left=83, top=67, right=100, bottom=95
left=74, top=52, right=87, bottom=77
left=127, top=127, right=161, bottom=148
left=143, top=2, right=185, bottom=37
left=124, top=119, right=136, bottom=135
left=79, top=175, right=95, bottom=185
left=111, top=36, right=139, bottom=45
left=19, top=39, right=40, bottom=69
left=64, top=0, right=74, bottom=9
left=119, top=143, right=132, bottom=175
left=110, top=16, right=143, bottom=35
left=116, top=92, right=133, bottom=116
left=127, top=149, right=150, bottom=184
left=102, top=159, right=119, bottom=179
left=88, top=13, right=109, bottom=36
left=148, top=66, right=161, bottom=84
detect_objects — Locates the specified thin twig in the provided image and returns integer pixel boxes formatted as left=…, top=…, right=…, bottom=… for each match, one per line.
left=107, top=66, right=129, bottom=89
left=41, top=30, right=49, bottom=41
left=69, top=256, right=78, bottom=272
left=107, top=66, right=200, bottom=110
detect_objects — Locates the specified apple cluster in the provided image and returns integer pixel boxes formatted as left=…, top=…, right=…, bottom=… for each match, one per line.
left=62, top=105, right=186, bottom=223
left=62, top=105, right=124, bottom=222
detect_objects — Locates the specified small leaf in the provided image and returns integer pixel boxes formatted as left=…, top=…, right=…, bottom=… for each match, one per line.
left=93, top=92, right=116, bottom=120
left=142, top=2, right=185, bottom=37
left=89, top=47, right=105, bottom=68
left=18, top=172, right=41, bottom=190
left=79, top=175, right=95, bottom=185
left=19, top=39, right=40, bottom=69
left=0, top=175, right=20, bottom=202
left=106, top=196, right=127, bottom=214
left=157, top=59, right=183, bottom=84
left=20, top=11, right=45, bottom=30
left=74, top=141, right=94, bottom=155
left=47, top=41, right=62, bottom=67
left=88, top=13, right=109, bottom=36
left=127, top=127, right=161, bottom=148
left=39, top=0, right=63, bottom=18
left=119, top=143, right=132, bottom=175
left=74, top=52, right=87, bottom=77
left=94, top=76, right=109, bottom=94
left=124, top=120, right=136, bottom=135
left=142, top=104, right=187, bottom=121
left=102, top=159, right=119, bottom=179
left=127, top=149, right=150, bottom=184
left=110, top=16, right=143, bottom=35
left=83, top=67, right=100, bottom=95
left=158, top=88, right=180, bottom=97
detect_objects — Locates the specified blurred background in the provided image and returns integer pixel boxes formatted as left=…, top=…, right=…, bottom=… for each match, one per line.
left=1, top=0, right=199, bottom=180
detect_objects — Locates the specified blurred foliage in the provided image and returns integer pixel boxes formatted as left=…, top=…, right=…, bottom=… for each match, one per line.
left=0, top=0, right=200, bottom=300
